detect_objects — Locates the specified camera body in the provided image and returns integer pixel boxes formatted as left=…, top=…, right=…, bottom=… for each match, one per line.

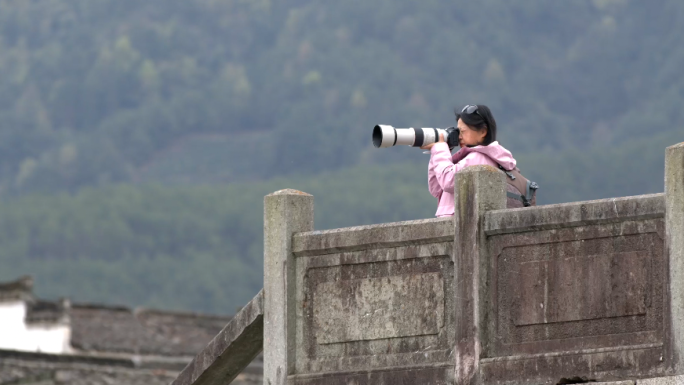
left=372, top=125, right=460, bottom=150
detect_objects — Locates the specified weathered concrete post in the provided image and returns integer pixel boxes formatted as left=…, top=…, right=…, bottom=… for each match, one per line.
left=263, top=189, right=314, bottom=385
left=666, top=142, right=684, bottom=374
left=453, top=165, right=507, bottom=385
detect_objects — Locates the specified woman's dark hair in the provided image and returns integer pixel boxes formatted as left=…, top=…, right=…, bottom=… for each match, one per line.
left=454, top=104, right=497, bottom=146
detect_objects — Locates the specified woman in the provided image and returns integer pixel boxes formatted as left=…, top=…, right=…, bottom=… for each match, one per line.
left=421, top=104, right=517, bottom=217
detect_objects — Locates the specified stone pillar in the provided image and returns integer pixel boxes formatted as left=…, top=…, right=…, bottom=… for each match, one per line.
left=666, top=142, right=684, bottom=374
left=263, top=189, right=314, bottom=385
left=453, top=165, right=507, bottom=385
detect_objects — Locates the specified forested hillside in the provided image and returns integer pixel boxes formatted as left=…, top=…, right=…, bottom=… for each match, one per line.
left=2, top=0, right=683, bottom=191
left=0, top=163, right=436, bottom=311
left=0, top=0, right=682, bottom=312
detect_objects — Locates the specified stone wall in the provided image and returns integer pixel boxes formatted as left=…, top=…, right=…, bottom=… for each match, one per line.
left=261, top=190, right=457, bottom=384
left=478, top=193, right=667, bottom=384
left=292, top=218, right=455, bottom=382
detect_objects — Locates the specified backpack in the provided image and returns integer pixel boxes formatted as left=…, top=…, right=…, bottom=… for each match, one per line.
left=498, top=165, right=539, bottom=208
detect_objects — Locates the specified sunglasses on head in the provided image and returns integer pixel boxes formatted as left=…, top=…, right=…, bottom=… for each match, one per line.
left=461, top=104, right=482, bottom=118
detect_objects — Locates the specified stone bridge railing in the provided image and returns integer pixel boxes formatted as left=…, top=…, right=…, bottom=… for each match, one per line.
left=172, top=142, right=684, bottom=385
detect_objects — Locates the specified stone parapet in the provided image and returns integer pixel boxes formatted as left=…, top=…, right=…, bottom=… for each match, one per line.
left=474, top=189, right=668, bottom=384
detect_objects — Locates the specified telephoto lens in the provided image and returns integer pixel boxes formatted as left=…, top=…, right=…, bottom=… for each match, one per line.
left=372, top=125, right=459, bottom=150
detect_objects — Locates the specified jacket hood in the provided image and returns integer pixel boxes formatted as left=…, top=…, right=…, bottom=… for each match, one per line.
left=451, top=141, right=517, bottom=170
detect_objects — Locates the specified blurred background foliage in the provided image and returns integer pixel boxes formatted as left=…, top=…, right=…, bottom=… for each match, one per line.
left=0, top=0, right=682, bottom=312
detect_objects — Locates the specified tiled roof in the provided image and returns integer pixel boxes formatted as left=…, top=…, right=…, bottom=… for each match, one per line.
left=70, top=304, right=231, bottom=356
left=0, top=276, right=34, bottom=302
left=25, top=299, right=70, bottom=324
left=0, top=276, right=262, bottom=383
left=0, top=348, right=260, bottom=385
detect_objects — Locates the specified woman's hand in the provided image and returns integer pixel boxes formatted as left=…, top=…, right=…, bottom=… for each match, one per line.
left=420, top=132, right=445, bottom=150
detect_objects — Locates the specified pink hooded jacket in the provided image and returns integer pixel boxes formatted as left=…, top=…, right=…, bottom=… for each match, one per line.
left=428, top=141, right=517, bottom=217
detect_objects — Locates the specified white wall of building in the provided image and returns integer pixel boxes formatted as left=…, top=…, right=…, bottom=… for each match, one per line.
left=0, top=300, right=71, bottom=354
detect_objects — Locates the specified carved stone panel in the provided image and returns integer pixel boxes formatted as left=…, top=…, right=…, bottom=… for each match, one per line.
left=515, top=251, right=648, bottom=326
left=486, top=218, right=666, bottom=364
left=294, top=242, right=454, bottom=375
left=313, top=272, right=445, bottom=344
left=477, top=218, right=667, bottom=384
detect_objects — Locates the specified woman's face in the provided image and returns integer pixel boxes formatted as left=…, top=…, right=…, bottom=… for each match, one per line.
left=457, top=118, right=487, bottom=147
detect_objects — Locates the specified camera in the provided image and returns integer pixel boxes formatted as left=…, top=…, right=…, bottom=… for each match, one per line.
left=372, top=125, right=460, bottom=150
